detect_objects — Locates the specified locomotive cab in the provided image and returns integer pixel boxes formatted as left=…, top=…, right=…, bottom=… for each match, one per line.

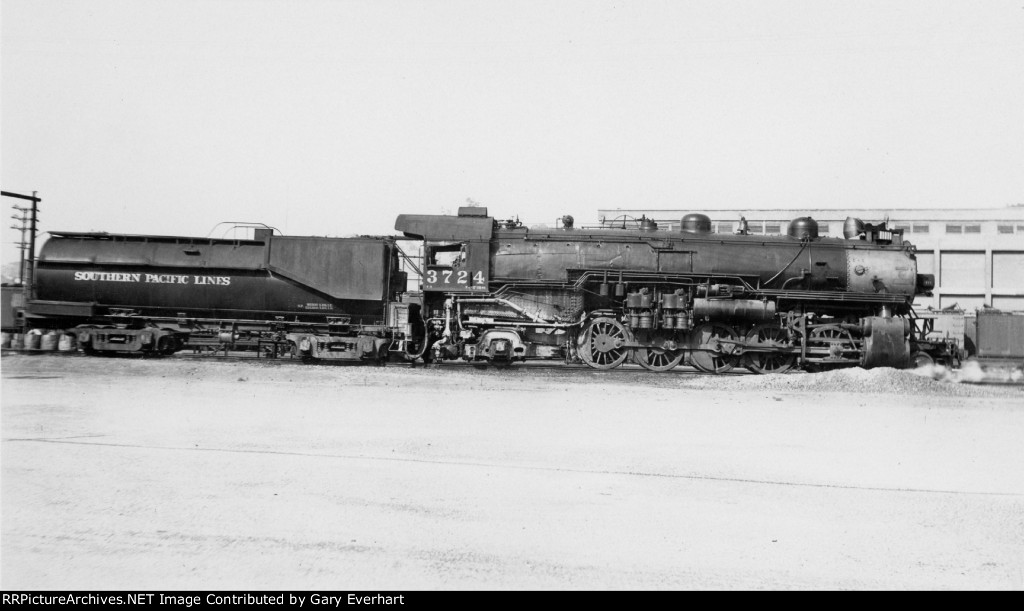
left=396, top=208, right=549, bottom=364
left=395, top=208, right=493, bottom=295
left=421, top=241, right=490, bottom=292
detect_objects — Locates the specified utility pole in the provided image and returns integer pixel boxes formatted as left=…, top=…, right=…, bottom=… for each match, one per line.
left=2, top=190, right=41, bottom=301
left=11, top=205, right=30, bottom=283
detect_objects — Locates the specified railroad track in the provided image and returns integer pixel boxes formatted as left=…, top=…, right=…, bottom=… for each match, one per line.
left=0, top=347, right=742, bottom=376
left=5, top=348, right=1020, bottom=385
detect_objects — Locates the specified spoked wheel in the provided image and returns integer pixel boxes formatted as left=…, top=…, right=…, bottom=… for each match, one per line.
left=635, top=347, right=685, bottom=372
left=743, top=324, right=796, bottom=374
left=579, top=317, right=632, bottom=370
left=690, top=323, right=741, bottom=374
left=910, top=351, right=935, bottom=368
left=809, top=324, right=859, bottom=369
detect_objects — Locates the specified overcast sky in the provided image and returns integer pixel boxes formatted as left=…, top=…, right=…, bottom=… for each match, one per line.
left=3, top=0, right=1023, bottom=267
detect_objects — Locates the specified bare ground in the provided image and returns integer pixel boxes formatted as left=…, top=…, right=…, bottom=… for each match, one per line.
left=2, top=353, right=1022, bottom=590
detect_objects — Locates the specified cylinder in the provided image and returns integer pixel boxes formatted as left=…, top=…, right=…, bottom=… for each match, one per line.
left=661, top=293, right=678, bottom=309
left=692, top=298, right=776, bottom=321
left=40, top=332, right=59, bottom=351
left=662, top=315, right=675, bottom=328
left=629, top=314, right=640, bottom=327
left=58, top=334, right=77, bottom=352
left=598, top=283, right=610, bottom=297
left=614, top=283, right=626, bottom=298
left=625, top=292, right=643, bottom=308
left=638, top=314, right=653, bottom=329
left=24, top=333, right=41, bottom=350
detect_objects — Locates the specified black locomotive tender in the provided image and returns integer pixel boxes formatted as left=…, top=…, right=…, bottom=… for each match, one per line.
left=16, top=207, right=952, bottom=373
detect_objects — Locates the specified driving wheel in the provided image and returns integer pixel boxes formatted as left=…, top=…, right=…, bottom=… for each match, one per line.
left=579, top=317, right=632, bottom=370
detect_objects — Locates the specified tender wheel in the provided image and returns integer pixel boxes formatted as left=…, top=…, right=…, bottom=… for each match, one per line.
left=635, top=347, right=684, bottom=372
left=579, top=317, right=632, bottom=370
left=743, top=324, right=796, bottom=374
left=690, top=323, right=741, bottom=374
left=157, top=333, right=181, bottom=356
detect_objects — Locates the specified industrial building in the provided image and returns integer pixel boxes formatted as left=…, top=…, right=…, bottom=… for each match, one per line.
left=597, top=205, right=1024, bottom=312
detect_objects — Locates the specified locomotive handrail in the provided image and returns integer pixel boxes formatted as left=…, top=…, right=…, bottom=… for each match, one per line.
left=763, top=289, right=907, bottom=303
left=600, top=214, right=642, bottom=230
left=394, top=244, right=422, bottom=277
left=568, top=270, right=759, bottom=292
left=204, top=221, right=282, bottom=239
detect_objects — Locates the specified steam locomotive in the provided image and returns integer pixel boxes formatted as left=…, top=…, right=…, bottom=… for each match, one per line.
left=6, top=207, right=948, bottom=372
left=397, top=207, right=938, bottom=372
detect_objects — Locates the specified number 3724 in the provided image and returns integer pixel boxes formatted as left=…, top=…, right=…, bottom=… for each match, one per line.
left=426, top=269, right=485, bottom=285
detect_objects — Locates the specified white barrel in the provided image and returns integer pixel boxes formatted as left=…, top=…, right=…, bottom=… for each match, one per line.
left=40, top=332, right=60, bottom=351
left=58, top=334, right=77, bottom=351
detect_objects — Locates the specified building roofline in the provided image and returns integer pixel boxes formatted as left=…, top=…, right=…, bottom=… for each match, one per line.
left=597, top=207, right=1024, bottom=221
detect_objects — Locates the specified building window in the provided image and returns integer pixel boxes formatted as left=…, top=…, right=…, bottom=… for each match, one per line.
left=998, top=225, right=1014, bottom=234
left=964, top=224, right=981, bottom=234
left=717, top=222, right=733, bottom=233
left=913, top=224, right=929, bottom=233
left=818, top=222, right=830, bottom=235
left=749, top=224, right=764, bottom=234
left=946, top=224, right=963, bottom=234
left=1018, top=225, right=1024, bottom=233
left=765, top=223, right=781, bottom=234
left=894, top=223, right=911, bottom=232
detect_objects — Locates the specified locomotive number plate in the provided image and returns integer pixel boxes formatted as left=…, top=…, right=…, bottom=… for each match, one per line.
left=423, top=266, right=488, bottom=292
